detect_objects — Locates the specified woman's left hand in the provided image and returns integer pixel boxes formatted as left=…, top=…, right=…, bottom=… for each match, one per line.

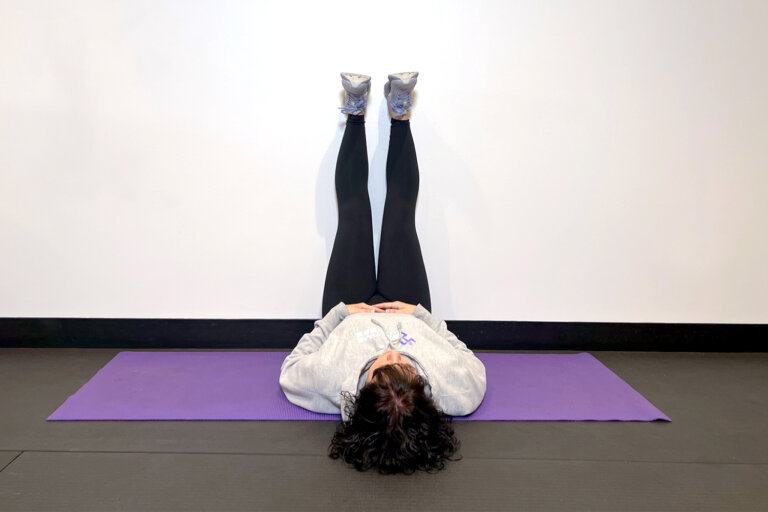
left=371, top=301, right=417, bottom=315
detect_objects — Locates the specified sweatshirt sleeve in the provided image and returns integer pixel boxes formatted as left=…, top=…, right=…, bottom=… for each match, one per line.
left=411, top=303, right=487, bottom=416
left=279, top=301, right=350, bottom=413
left=412, top=304, right=473, bottom=356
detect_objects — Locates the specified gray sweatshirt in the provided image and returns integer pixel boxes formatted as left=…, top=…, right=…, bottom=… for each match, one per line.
left=279, top=301, right=487, bottom=422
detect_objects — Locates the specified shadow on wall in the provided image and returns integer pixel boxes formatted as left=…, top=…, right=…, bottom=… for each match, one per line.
left=312, top=90, right=491, bottom=320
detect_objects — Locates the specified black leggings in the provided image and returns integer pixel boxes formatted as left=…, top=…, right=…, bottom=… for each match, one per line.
left=321, top=115, right=431, bottom=316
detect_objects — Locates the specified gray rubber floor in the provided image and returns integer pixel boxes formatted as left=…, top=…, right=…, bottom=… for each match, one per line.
left=1, top=348, right=766, bottom=511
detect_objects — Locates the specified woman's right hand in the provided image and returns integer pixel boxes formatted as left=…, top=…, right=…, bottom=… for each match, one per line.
left=346, top=302, right=387, bottom=315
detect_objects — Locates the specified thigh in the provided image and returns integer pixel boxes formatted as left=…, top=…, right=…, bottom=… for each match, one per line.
left=321, top=202, right=377, bottom=317
left=376, top=213, right=431, bottom=312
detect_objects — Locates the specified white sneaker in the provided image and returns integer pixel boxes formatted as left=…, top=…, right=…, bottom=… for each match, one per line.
left=384, top=72, right=418, bottom=117
left=340, top=72, right=371, bottom=115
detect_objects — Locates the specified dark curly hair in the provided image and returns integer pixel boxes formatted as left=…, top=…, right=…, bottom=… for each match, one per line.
left=328, top=362, right=462, bottom=475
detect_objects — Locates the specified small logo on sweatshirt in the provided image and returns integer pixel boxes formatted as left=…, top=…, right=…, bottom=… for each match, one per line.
left=400, top=332, right=416, bottom=346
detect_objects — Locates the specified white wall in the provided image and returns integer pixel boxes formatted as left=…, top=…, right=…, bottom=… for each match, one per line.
left=1, top=0, right=766, bottom=322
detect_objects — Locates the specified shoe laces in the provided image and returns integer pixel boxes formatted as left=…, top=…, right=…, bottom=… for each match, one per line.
left=390, top=89, right=412, bottom=114
left=339, top=91, right=367, bottom=114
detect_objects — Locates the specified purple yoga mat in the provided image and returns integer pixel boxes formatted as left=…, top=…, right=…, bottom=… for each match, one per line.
left=47, top=351, right=670, bottom=422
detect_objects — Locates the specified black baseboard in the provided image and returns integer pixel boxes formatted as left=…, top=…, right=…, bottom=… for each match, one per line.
left=0, top=317, right=765, bottom=351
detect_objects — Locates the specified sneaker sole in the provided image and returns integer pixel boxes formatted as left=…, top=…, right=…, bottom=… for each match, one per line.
left=341, top=72, right=371, bottom=95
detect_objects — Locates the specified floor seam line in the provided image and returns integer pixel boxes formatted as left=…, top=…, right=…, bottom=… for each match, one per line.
left=0, top=451, right=24, bottom=473
left=7, top=450, right=768, bottom=465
